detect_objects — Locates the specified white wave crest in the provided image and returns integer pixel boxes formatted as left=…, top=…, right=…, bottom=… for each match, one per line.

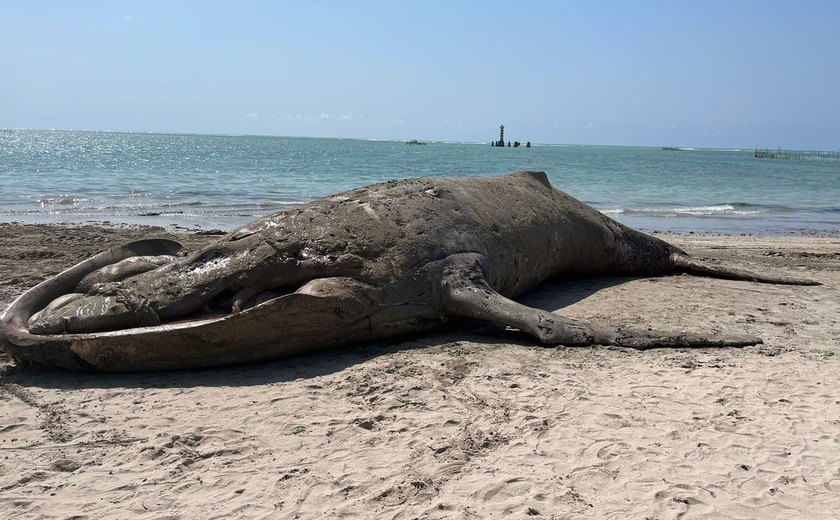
left=601, top=204, right=764, bottom=217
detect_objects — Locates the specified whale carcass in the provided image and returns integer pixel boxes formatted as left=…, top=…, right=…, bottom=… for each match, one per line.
left=0, top=171, right=818, bottom=371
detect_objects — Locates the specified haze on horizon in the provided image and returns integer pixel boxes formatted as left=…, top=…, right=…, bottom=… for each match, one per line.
left=2, top=1, right=838, bottom=149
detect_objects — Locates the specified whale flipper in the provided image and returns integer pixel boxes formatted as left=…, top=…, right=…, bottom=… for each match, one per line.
left=439, top=253, right=612, bottom=346
left=440, top=254, right=762, bottom=349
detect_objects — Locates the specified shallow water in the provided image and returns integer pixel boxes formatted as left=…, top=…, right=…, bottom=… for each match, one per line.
left=1, top=129, right=838, bottom=234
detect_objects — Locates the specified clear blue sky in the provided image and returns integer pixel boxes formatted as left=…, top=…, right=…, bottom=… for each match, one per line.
left=2, top=1, right=838, bottom=148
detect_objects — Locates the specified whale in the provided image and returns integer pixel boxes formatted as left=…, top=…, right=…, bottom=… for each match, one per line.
left=0, top=171, right=818, bottom=371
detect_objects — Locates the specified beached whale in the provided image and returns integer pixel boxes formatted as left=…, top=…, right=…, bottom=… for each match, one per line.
left=0, top=171, right=818, bottom=371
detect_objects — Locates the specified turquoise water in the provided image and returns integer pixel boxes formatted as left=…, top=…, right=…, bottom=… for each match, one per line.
left=1, top=129, right=838, bottom=234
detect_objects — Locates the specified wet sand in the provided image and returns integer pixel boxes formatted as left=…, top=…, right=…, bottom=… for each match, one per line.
left=1, top=223, right=838, bottom=519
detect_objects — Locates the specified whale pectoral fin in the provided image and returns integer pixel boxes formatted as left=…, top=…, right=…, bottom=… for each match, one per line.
left=442, top=277, right=762, bottom=348
left=439, top=255, right=762, bottom=349
left=442, top=282, right=612, bottom=345
left=439, top=255, right=612, bottom=346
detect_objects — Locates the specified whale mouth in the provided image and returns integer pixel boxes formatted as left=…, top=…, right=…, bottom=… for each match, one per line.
left=0, top=240, right=321, bottom=371
left=0, top=239, right=421, bottom=372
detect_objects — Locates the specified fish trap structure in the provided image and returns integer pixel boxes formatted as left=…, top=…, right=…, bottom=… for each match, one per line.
left=754, top=148, right=840, bottom=162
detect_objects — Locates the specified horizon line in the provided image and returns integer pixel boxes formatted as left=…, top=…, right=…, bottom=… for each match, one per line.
left=0, top=126, right=821, bottom=152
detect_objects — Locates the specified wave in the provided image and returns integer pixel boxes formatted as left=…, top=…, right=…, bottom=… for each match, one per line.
left=33, top=199, right=209, bottom=210
left=600, top=203, right=767, bottom=217
left=4, top=197, right=304, bottom=218
left=36, top=197, right=92, bottom=206
left=258, top=200, right=308, bottom=208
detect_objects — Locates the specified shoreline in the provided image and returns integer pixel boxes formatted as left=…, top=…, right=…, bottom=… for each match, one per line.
left=1, top=222, right=838, bottom=518
left=1, top=214, right=838, bottom=239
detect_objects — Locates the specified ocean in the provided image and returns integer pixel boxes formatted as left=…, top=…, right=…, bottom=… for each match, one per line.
left=1, top=129, right=838, bottom=234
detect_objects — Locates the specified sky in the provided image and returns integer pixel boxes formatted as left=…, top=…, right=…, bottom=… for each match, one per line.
left=2, top=1, right=839, bottom=148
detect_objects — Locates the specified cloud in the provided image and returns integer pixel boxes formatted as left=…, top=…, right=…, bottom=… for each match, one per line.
left=282, top=112, right=361, bottom=123
left=245, top=112, right=259, bottom=119
left=123, top=14, right=140, bottom=23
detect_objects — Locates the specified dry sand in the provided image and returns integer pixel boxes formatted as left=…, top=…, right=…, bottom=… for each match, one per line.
left=0, top=223, right=838, bottom=519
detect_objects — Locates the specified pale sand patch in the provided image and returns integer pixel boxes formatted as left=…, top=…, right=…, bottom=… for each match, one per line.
left=1, top=224, right=838, bottom=519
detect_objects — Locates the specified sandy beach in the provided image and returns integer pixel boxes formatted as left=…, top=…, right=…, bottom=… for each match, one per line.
left=1, top=223, right=838, bottom=519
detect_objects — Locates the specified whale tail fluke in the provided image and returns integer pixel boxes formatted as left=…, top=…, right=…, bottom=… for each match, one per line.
left=670, top=253, right=820, bottom=286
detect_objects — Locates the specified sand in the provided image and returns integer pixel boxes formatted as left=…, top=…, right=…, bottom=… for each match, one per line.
left=0, top=223, right=838, bottom=519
